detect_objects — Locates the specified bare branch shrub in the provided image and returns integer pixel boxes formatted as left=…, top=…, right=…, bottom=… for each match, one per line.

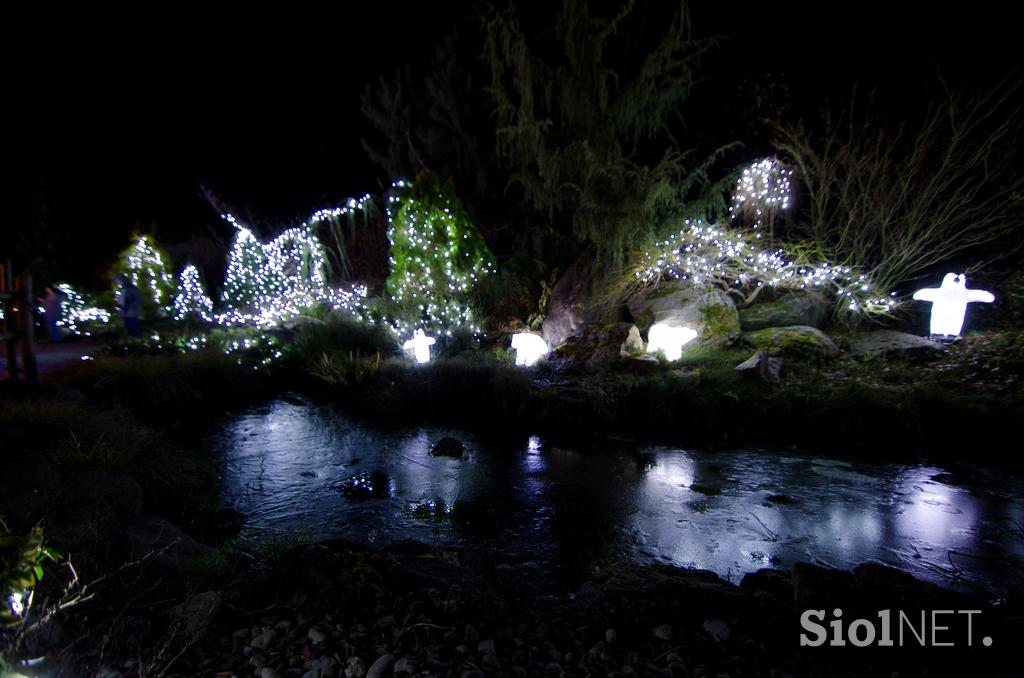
left=773, top=74, right=1024, bottom=293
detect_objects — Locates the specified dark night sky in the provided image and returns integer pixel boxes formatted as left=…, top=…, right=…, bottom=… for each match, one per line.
left=6, top=2, right=1020, bottom=281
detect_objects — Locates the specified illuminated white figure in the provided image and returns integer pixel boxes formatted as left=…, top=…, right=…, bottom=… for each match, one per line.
left=403, top=328, right=436, bottom=364
left=510, top=333, right=549, bottom=366
left=912, top=273, right=994, bottom=338
left=646, top=323, right=699, bottom=361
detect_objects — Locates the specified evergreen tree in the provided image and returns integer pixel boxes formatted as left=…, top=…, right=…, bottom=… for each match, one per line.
left=483, top=0, right=735, bottom=269
left=173, top=264, right=214, bottom=323
left=384, top=173, right=494, bottom=337
left=110, top=235, right=175, bottom=316
left=221, top=225, right=269, bottom=311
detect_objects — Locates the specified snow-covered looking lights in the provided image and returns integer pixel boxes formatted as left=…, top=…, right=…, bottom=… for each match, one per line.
left=53, top=283, right=111, bottom=336
left=123, top=236, right=174, bottom=313
left=912, top=273, right=994, bottom=339
left=729, top=158, right=793, bottom=239
left=510, top=333, right=549, bottom=366
left=173, top=265, right=214, bottom=322
left=384, top=177, right=494, bottom=337
left=403, top=329, right=436, bottom=364
left=634, top=219, right=895, bottom=316
left=217, top=213, right=369, bottom=328
left=646, top=323, right=698, bottom=361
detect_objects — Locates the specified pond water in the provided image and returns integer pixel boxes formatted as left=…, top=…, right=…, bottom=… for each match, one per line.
left=209, top=397, right=1024, bottom=595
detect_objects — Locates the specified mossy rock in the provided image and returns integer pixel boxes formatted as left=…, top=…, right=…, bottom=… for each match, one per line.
left=701, top=303, right=741, bottom=338
left=627, top=281, right=739, bottom=339
left=738, top=293, right=827, bottom=330
left=744, top=325, right=839, bottom=358
left=549, top=322, right=644, bottom=370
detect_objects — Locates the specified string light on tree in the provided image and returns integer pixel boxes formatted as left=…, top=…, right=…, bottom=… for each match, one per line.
left=217, top=213, right=370, bottom=328
left=220, top=222, right=270, bottom=312
left=54, top=283, right=111, bottom=336
left=383, top=175, right=494, bottom=338
left=633, top=219, right=895, bottom=316
left=173, top=265, right=214, bottom=322
left=119, top=236, right=175, bottom=314
left=729, top=158, right=794, bottom=240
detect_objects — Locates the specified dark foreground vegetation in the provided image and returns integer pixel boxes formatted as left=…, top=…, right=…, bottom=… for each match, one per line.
left=38, top=313, right=1024, bottom=458
left=3, top=316, right=1023, bottom=673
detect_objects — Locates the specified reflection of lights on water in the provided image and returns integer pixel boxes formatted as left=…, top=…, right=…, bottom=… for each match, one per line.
left=650, top=453, right=696, bottom=488
left=411, top=498, right=453, bottom=516
left=893, top=468, right=980, bottom=550
left=524, top=436, right=545, bottom=474
left=744, top=550, right=775, bottom=567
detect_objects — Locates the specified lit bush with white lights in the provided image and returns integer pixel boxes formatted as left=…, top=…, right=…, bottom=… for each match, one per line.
left=216, top=214, right=369, bottom=328
left=383, top=173, right=494, bottom=337
left=173, top=264, right=214, bottom=323
left=54, top=283, right=112, bottom=336
left=628, top=158, right=894, bottom=318
left=111, top=235, right=176, bottom=316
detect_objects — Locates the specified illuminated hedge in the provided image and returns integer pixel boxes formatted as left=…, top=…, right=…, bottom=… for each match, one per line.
left=110, top=235, right=175, bottom=315
left=383, top=174, right=494, bottom=336
left=174, top=264, right=214, bottom=323
left=220, top=220, right=270, bottom=311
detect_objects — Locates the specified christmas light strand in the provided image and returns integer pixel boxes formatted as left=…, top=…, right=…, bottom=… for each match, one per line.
left=55, top=283, right=111, bottom=336
left=125, top=236, right=175, bottom=314
left=728, top=158, right=793, bottom=239
left=216, top=213, right=370, bottom=328
left=635, top=219, right=895, bottom=314
left=173, top=264, right=214, bottom=322
left=382, top=180, right=494, bottom=338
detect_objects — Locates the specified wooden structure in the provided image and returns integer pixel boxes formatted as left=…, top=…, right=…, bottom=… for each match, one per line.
left=0, top=259, right=38, bottom=380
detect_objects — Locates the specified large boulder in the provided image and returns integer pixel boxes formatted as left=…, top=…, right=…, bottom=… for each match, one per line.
left=549, top=323, right=645, bottom=370
left=738, top=293, right=827, bottom=330
left=743, top=325, right=839, bottom=358
left=735, top=350, right=784, bottom=384
left=542, top=245, right=598, bottom=347
left=115, top=514, right=226, bottom=575
left=169, top=591, right=223, bottom=640
left=848, top=330, right=946, bottom=360
left=627, top=281, right=739, bottom=341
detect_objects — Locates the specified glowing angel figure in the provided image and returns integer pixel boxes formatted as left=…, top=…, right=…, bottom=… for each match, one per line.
left=646, top=323, right=699, bottom=361
left=403, top=328, right=436, bottom=363
left=510, top=333, right=550, bottom=366
left=912, top=273, right=994, bottom=339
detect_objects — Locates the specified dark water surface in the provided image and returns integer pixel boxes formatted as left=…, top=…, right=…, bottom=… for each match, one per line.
left=208, top=397, right=1024, bottom=594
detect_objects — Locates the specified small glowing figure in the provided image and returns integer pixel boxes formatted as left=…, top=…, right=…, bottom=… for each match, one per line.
left=403, top=328, right=436, bottom=363
left=646, top=323, right=699, bottom=361
left=912, top=273, right=994, bottom=339
left=510, top=332, right=550, bottom=366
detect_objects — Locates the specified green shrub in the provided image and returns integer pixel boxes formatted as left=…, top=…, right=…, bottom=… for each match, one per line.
left=382, top=172, right=494, bottom=337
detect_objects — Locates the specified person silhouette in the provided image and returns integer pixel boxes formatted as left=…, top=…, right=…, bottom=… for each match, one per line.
left=114, top=273, right=143, bottom=338
left=38, top=286, right=63, bottom=342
